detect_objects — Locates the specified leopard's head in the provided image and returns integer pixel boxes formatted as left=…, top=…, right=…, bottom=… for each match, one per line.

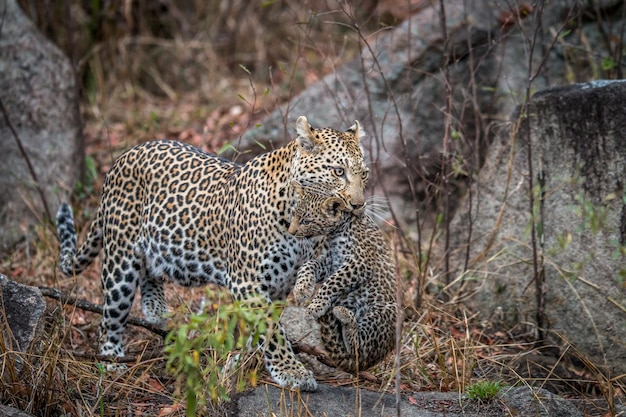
left=290, top=116, right=369, bottom=214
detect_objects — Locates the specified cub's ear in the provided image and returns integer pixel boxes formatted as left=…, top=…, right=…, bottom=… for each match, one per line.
left=347, top=120, right=365, bottom=142
left=323, top=197, right=348, bottom=219
left=296, top=116, right=323, bottom=152
left=288, top=215, right=302, bottom=235
left=290, top=180, right=303, bottom=195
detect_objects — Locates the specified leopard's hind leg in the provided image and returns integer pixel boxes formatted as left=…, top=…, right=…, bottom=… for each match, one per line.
left=98, top=242, right=144, bottom=359
left=134, top=235, right=169, bottom=325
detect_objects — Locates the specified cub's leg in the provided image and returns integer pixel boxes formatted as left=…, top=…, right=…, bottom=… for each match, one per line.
left=317, top=312, right=352, bottom=369
left=306, top=264, right=363, bottom=319
left=293, top=259, right=321, bottom=305
left=332, top=305, right=358, bottom=357
left=319, top=302, right=396, bottom=373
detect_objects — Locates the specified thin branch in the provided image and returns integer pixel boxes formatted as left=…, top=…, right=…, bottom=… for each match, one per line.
left=0, top=97, right=53, bottom=224
left=38, top=286, right=168, bottom=338
left=520, top=1, right=577, bottom=342
left=438, top=0, right=453, bottom=295
left=70, top=349, right=164, bottom=364
left=291, top=341, right=381, bottom=384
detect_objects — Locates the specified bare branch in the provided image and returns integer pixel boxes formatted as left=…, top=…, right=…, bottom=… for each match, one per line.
left=0, top=97, right=53, bottom=224
left=38, top=286, right=168, bottom=338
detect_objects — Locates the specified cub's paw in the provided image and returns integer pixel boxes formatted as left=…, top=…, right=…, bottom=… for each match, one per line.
left=332, top=306, right=356, bottom=326
left=293, top=275, right=315, bottom=306
left=306, top=297, right=332, bottom=319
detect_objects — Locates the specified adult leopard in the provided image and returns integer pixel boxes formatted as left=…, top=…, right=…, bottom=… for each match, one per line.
left=56, top=116, right=368, bottom=391
left=289, top=186, right=397, bottom=373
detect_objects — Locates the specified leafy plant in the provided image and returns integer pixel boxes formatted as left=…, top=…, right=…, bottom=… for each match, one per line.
left=164, top=288, right=285, bottom=416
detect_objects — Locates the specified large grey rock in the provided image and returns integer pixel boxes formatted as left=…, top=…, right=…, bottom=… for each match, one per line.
left=227, top=0, right=625, bottom=230
left=0, top=405, right=36, bottom=417
left=234, top=384, right=582, bottom=417
left=229, top=0, right=500, bottom=228
left=447, top=80, right=626, bottom=375
left=499, top=386, right=583, bottom=417
left=0, top=274, right=45, bottom=353
left=0, top=0, right=83, bottom=252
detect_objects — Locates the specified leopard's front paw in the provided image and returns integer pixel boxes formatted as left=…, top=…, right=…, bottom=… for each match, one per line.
left=266, top=361, right=318, bottom=391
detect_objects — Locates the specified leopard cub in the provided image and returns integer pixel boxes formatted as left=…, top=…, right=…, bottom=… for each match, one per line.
left=290, top=186, right=398, bottom=373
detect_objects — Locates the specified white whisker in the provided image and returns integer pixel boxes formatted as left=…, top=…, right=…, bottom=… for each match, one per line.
left=363, top=196, right=396, bottom=229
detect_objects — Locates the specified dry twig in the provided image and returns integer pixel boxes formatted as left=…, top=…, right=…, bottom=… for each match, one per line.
left=38, top=286, right=168, bottom=338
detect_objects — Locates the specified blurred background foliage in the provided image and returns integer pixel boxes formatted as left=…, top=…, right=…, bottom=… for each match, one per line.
left=18, top=0, right=416, bottom=106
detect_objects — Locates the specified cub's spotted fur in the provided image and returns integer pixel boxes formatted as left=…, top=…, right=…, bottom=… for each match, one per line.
left=290, top=188, right=397, bottom=373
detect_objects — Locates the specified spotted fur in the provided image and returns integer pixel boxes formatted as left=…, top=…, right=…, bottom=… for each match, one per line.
left=56, top=116, right=368, bottom=391
left=290, top=190, right=397, bottom=373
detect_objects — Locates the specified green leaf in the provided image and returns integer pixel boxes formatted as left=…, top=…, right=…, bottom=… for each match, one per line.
left=218, top=142, right=237, bottom=155
left=601, top=57, right=616, bottom=71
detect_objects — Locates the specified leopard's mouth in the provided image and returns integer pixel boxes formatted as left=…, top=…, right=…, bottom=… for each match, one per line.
left=348, top=202, right=366, bottom=216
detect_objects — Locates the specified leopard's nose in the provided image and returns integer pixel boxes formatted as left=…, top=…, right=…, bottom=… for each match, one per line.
left=351, top=202, right=366, bottom=215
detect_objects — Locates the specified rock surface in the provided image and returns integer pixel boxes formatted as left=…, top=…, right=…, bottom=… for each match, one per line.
left=0, top=0, right=83, bottom=253
left=0, top=274, right=46, bottom=353
left=0, top=405, right=37, bottom=417
left=233, top=384, right=583, bottom=417
left=447, top=80, right=626, bottom=376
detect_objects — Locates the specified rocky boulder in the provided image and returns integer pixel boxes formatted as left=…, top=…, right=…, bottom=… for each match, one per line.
left=226, top=0, right=625, bottom=230
left=234, top=384, right=583, bottom=417
left=447, top=80, right=626, bottom=376
left=0, top=274, right=46, bottom=354
left=0, top=0, right=83, bottom=253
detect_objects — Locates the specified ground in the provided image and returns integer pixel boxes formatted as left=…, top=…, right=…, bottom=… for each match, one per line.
left=2, top=2, right=625, bottom=411
left=1, top=95, right=622, bottom=416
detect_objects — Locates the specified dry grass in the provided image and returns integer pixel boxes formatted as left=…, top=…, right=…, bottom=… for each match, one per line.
left=2, top=1, right=625, bottom=416
left=3, top=221, right=624, bottom=416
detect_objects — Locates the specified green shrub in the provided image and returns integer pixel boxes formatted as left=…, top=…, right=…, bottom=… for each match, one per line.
left=164, top=288, right=285, bottom=416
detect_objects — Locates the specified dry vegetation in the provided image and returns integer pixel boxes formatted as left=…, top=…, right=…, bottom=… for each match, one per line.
left=2, top=0, right=624, bottom=416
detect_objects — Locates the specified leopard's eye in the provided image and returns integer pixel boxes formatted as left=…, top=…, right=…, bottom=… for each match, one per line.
left=333, top=167, right=345, bottom=177
left=361, top=170, right=369, bottom=180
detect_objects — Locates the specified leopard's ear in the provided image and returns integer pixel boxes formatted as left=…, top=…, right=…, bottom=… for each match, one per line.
left=347, top=120, right=365, bottom=143
left=296, top=116, right=323, bottom=152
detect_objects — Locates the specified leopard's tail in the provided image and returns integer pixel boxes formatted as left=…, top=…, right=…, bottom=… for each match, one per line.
left=56, top=202, right=103, bottom=276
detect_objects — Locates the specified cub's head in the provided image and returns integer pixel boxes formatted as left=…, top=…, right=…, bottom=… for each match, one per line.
left=288, top=182, right=351, bottom=237
left=290, top=116, right=369, bottom=213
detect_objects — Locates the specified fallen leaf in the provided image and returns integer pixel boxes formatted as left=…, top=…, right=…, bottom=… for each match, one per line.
left=157, top=403, right=183, bottom=416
